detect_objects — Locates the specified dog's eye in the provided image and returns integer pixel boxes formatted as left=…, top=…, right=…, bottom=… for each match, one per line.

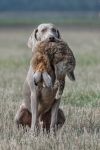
left=52, top=28, right=56, bottom=32
left=41, top=28, right=47, bottom=32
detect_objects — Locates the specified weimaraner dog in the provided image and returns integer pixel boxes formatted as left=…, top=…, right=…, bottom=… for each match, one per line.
left=14, top=24, right=65, bottom=131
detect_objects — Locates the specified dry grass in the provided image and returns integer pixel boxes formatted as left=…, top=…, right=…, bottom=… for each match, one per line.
left=0, top=26, right=100, bottom=150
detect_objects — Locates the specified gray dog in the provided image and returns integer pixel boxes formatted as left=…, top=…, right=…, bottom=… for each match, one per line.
left=14, top=24, right=66, bottom=131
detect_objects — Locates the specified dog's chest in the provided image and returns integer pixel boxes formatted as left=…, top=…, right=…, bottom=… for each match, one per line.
left=38, top=87, right=55, bottom=115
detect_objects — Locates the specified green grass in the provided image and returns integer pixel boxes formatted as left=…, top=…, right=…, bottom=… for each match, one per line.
left=0, top=17, right=100, bottom=26
left=0, top=27, right=100, bottom=149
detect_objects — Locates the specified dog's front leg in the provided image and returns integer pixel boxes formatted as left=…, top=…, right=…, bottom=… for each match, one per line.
left=31, top=88, right=38, bottom=131
left=50, top=99, right=60, bottom=130
left=27, top=67, right=39, bottom=131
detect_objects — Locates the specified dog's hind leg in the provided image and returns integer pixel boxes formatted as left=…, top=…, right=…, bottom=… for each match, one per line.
left=14, top=79, right=31, bottom=127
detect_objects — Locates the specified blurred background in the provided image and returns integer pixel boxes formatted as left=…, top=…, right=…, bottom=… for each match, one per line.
left=0, top=0, right=100, bottom=26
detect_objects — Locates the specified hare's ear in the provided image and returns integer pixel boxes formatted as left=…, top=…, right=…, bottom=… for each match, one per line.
left=27, top=29, right=38, bottom=48
left=57, top=29, right=61, bottom=39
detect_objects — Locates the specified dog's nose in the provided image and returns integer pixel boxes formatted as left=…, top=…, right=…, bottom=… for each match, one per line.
left=49, top=36, right=55, bottom=42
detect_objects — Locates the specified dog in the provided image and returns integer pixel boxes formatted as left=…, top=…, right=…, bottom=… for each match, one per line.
left=14, top=23, right=65, bottom=131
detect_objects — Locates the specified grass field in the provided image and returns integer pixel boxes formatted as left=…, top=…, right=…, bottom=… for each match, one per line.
left=0, top=26, right=100, bottom=149
left=0, top=12, right=100, bottom=27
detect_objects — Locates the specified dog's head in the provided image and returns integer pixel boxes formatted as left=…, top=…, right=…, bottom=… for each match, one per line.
left=27, top=23, right=61, bottom=51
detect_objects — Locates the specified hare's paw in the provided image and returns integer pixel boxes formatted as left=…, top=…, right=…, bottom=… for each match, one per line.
left=42, top=72, right=52, bottom=87
left=33, top=71, right=42, bottom=85
left=54, top=81, right=62, bottom=99
left=55, top=90, right=62, bottom=100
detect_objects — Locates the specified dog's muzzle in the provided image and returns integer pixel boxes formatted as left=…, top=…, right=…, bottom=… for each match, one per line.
left=49, top=36, right=56, bottom=42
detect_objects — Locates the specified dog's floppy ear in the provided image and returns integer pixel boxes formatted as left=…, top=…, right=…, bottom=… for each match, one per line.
left=57, top=30, right=61, bottom=39
left=27, top=28, right=38, bottom=49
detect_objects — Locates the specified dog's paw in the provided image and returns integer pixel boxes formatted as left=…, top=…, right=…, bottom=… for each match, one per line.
left=42, top=72, right=52, bottom=87
left=33, top=71, right=42, bottom=85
